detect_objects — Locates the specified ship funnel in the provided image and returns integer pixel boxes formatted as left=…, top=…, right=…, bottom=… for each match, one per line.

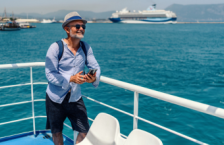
left=152, top=4, right=156, bottom=8
left=147, top=4, right=156, bottom=11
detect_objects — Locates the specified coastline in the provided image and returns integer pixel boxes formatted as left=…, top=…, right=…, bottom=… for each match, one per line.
left=1, top=20, right=224, bottom=24
left=177, top=22, right=224, bottom=24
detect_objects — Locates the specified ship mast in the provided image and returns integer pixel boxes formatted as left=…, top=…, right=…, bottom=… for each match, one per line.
left=12, top=11, right=14, bottom=20
left=4, top=7, right=7, bottom=18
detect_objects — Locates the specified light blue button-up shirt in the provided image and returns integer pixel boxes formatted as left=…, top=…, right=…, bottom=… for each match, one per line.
left=45, top=39, right=101, bottom=104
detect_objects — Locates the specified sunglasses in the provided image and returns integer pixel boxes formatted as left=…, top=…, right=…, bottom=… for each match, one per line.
left=68, top=24, right=86, bottom=29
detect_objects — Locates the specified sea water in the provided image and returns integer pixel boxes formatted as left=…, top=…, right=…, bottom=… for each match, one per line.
left=0, top=23, right=224, bottom=145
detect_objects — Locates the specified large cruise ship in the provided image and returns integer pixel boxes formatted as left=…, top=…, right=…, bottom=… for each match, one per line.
left=109, top=4, right=177, bottom=24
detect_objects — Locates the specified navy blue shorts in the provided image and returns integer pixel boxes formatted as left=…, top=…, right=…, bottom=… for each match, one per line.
left=46, top=92, right=90, bottom=134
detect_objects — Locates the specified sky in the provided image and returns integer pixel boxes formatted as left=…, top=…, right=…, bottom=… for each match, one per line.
left=1, top=0, right=224, bottom=14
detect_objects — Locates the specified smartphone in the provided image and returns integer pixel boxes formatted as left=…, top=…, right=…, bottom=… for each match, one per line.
left=88, top=69, right=97, bottom=75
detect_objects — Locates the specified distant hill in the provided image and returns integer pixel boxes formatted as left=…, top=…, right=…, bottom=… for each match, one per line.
left=1, top=10, right=114, bottom=20
left=166, top=3, right=224, bottom=22
left=46, top=10, right=114, bottom=20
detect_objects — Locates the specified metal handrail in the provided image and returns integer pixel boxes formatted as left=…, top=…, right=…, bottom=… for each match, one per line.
left=1, top=62, right=223, bottom=120
left=1, top=62, right=221, bottom=145
left=81, top=95, right=207, bottom=145
left=100, top=76, right=224, bottom=120
left=0, top=95, right=205, bottom=144
left=0, top=62, right=45, bottom=69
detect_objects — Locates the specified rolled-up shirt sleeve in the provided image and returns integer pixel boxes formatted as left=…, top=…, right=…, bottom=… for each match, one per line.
left=85, top=43, right=101, bottom=88
left=45, top=43, right=71, bottom=89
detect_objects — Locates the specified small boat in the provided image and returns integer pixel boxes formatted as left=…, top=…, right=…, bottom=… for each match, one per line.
left=18, top=22, right=36, bottom=29
left=0, top=21, right=20, bottom=31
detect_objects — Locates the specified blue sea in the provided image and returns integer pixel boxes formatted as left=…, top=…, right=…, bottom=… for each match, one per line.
left=0, top=23, right=224, bottom=145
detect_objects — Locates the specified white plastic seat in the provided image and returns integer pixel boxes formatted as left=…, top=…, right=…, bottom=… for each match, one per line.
left=76, top=113, right=121, bottom=145
left=124, top=129, right=163, bottom=145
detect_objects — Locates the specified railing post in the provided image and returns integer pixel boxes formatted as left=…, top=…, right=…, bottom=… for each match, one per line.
left=30, top=67, right=36, bottom=135
left=133, top=91, right=139, bottom=129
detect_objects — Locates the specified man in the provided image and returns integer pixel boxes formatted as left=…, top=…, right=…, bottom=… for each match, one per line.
left=45, top=12, right=101, bottom=145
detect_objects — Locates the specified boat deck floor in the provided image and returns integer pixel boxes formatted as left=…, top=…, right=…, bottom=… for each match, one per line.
left=0, top=131, right=73, bottom=145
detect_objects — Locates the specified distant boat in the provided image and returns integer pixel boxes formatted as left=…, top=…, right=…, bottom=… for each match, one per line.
left=109, top=4, right=177, bottom=24
left=0, top=21, right=20, bottom=31
left=41, top=18, right=58, bottom=23
left=18, top=22, right=36, bottom=29
left=52, top=17, right=57, bottom=23
left=41, top=19, right=53, bottom=23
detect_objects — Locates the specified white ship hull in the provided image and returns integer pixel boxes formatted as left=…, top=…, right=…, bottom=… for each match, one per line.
left=119, top=20, right=177, bottom=24
left=41, top=19, right=53, bottom=23
left=41, top=21, right=53, bottom=24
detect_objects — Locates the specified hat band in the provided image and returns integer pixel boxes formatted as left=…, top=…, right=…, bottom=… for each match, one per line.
left=66, top=16, right=82, bottom=21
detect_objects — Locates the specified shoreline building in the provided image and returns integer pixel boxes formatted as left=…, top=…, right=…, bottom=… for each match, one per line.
left=16, top=19, right=40, bottom=23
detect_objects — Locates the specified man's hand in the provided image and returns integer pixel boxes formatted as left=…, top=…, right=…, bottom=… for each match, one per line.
left=70, top=71, right=86, bottom=84
left=85, top=72, right=96, bottom=83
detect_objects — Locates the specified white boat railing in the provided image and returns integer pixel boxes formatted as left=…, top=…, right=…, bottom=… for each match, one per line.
left=1, top=62, right=224, bottom=145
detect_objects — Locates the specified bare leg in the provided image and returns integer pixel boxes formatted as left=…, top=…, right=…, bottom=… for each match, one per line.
left=76, top=132, right=87, bottom=144
left=53, top=132, right=64, bottom=145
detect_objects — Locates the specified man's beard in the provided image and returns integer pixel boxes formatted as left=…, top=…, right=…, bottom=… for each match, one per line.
left=70, top=29, right=84, bottom=39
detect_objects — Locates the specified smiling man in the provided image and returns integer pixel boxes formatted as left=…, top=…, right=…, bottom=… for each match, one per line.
left=45, top=12, right=101, bottom=145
